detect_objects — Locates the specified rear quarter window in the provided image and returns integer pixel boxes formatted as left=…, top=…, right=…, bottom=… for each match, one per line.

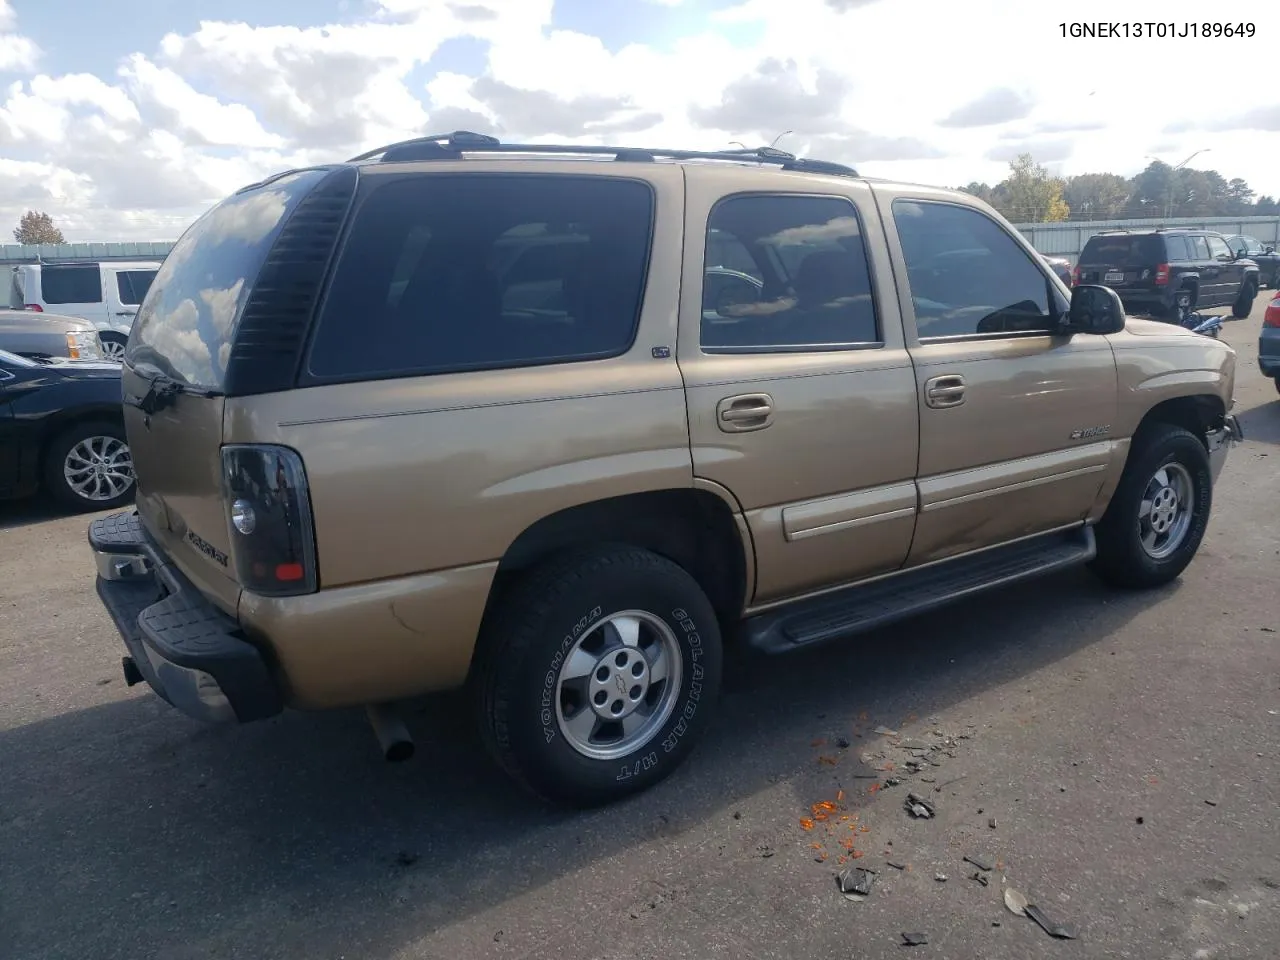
left=305, top=174, right=655, bottom=382
left=40, top=265, right=103, bottom=304
left=127, top=169, right=329, bottom=388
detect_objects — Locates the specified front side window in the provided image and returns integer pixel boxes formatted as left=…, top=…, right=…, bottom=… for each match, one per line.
left=1206, top=236, right=1232, bottom=260
left=892, top=199, right=1061, bottom=339
left=307, top=174, right=654, bottom=381
left=700, top=194, right=879, bottom=352
left=40, top=265, right=103, bottom=305
left=1227, top=236, right=1249, bottom=256
left=1188, top=236, right=1211, bottom=260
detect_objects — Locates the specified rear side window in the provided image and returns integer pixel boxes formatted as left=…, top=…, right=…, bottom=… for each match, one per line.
left=1080, top=235, right=1164, bottom=265
left=127, top=169, right=328, bottom=388
left=306, top=174, right=654, bottom=381
left=700, top=194, right=879, bottom=351
left=115, top=270, right=157, bottom=306
left=40, top=265, right=103, bottom=305
left=1163, top=236, right=1189, bottom=261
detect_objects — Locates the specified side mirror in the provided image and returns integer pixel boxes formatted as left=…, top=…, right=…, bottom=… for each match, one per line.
left=1267, top=246, right=1275, bottom=254
left=1063, top=284, right=1126, bottom=335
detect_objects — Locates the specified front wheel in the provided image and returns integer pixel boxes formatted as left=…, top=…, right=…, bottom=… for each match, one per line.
left=1232, top=279, right=1257, bottom=319
left=98, top=332, right=127, bottom=362
left=42, top=420, right=135, bottom=512
left=1089, top=424, right=1212, bottom=589
left=474, top=546, right=723, bottom=807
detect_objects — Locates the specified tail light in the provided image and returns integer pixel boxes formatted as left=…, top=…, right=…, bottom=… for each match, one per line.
left=1264, top=297, right=1280, bottom=329
left=221, top=445, right=318, bottom=596
left=1071, top=265, right=1081, bottom=286
left=1154, top=263, right=1171, bottom=285
left=24, top=303, right=42, bottom=312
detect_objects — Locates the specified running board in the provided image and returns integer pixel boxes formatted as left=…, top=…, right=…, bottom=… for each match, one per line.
left=742, top=526, right=1096, bottom=654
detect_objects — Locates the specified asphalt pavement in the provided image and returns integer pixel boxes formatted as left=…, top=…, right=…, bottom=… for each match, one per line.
left=2, top=300, right=1278, bottom=960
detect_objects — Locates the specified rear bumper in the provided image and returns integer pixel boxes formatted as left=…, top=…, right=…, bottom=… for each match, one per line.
left=88, top=511, right=282, bottom=724
left=1208, top=414, right=1244, bottom=484
left=1259, top=326, right=1280, bottom=378
left=1115, top=289, right=1174, bottom=314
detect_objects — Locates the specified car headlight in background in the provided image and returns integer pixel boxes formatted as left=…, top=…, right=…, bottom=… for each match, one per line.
left=64, top=330, right=105, bottom=361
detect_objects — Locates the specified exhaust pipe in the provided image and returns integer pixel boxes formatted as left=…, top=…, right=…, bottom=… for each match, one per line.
left=365, top=703, right=415, bottom=762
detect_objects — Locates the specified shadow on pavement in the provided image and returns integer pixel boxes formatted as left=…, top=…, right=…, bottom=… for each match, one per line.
left=0, top=565, right=1163, bottom=960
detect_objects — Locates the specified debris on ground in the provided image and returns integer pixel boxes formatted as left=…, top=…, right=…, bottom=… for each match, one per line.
left=905, top=793, right=936, bottom=819
left=964, top=854, right=994, bottom=872
left=988, top=817, right=998, bottom=829
left=901, top=932, right=929, bottom=946
left=992, top=920, right=1001, bottom=927
left=1025, top=903, right=1079, bottom=940
left=1204, top=799, right=1218, bottom=807
left=837, top=867, right=876, bottom=901
left=971, top=871, right=990, bottom=887
left=1003, top=885, right=1028, bottom=917
left=1136, top=817, right=1145, bottom=825
left=732, top=811, right=742, bottom=820
left=837, top=737, right=851, bottom=749
left=758, top=845, right=775, bottom=858
left=886, top=861, right=907, bottom=871
left=874, top=725, right=899, bottom=736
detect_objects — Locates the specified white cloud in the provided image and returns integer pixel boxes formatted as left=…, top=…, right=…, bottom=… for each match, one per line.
left=2, top=0, right=1280, bottom=241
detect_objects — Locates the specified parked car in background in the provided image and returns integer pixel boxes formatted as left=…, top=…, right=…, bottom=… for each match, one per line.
left=1260, top=294, right=1280, bottom=396
left=86, top=133, right=1241, bottom=807
left=0, top=309, right=105, bottom=361
left=7, top=260, right=161, bottom=361
left=0, top=349, right=133, bottom=510
left=1075, top=228, right=1259, bottom=322
left=1041, top=254, right=1073, bottom=286
left=1223, top=235, right=1280, bottom=288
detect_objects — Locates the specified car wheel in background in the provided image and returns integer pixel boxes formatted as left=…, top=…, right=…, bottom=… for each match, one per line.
left=42, top=420, right=136, bottom=512
left=99, top=333, right=127, bottom=362
left=1232, top=279, right=1257, bottom=319
left=1170, top=288, right=1194, bottom=323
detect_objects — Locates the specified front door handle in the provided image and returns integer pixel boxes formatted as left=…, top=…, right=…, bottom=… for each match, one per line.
left=924, top=374, right=966, bottom=409
left=115, top=311, right=136, bottom=318
left=717, top=393, right=774, bottom=432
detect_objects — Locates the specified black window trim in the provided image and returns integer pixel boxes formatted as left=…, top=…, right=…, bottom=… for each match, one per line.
left=297, top=171, right=658, bottom=388
left=698, top=190, right=886, bottom=357
left=891, top=197, right=1067, bottom=346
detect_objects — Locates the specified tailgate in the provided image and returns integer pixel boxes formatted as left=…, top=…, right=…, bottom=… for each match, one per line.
left=122, top=363, right=240, bottom=615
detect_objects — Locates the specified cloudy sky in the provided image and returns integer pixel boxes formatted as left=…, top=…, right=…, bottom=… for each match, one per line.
left=1, top=0, right=1276, bottom=241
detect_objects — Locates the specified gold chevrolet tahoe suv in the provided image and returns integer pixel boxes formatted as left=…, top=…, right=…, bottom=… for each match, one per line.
left=88, top=133, right=1243, bottom=807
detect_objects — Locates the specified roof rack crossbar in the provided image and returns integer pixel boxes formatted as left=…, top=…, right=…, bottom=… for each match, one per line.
left=348, top=131, right=859, bottom=176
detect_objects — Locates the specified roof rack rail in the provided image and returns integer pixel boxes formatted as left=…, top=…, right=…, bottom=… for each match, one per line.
left=347, top=131, right=859, bottom=177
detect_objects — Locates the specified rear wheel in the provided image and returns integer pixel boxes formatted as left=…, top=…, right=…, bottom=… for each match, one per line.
left=1169, top=288, right=1194, bottom=323
left=474, top=546, right=723, bottom=807
left=1232, top=278, right=1257, bottom=319
left=1089, top=424, right=1212, bottom=589
left=42, top=420, right=135, bottom=512
left=98, top=332, right=127, bottom=362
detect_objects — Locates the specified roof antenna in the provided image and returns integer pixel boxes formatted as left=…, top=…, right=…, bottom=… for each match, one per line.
left=728, top=141, right=748, bottom=149
left=769, top=130, right=793, bottom=149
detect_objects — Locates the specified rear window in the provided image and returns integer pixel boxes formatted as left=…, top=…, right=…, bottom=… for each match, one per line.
left=1080, top=235, right=1165, bottom=266
left=305, top=174, right=654, bottom=382
left=127, top=169, right=328, bottom=388
left=115, top=270, right=157, bottom=306
left=40, top=265, right=103, bottom=305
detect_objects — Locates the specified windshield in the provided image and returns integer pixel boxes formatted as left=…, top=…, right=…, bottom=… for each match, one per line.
left=126, top=169, right=328, bottom=390
left=0, top=348, right=37, bottom=367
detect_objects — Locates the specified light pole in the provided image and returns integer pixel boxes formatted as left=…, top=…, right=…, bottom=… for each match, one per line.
left=1146, top=149, right=1211, bottom=219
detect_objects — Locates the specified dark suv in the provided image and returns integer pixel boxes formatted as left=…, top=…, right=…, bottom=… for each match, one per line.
left=1075, top=229, right=1260, bottom=322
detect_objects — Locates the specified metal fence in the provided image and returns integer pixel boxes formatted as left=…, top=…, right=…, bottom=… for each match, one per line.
left=0, top=241, right=174, bottom=264
left=1010, top=216, right=1280, bottom=262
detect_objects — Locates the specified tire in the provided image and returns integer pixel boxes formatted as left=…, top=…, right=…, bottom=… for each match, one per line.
left=42, top=419, right=136, bottom=512
left=1232, top=278, right=1257, bottom=319
left=1169, top=288, right=1193, bottom=323
left=1089, top=424, right=1212, bottom=590
left=1274, top=376, right=1280, bottom=397
left=474, top=546, right=724, bottom=807
left=98, top=332, right=127, bottom=362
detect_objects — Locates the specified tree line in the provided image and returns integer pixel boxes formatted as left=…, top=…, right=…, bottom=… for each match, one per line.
left=960, top=154, right=1279, bottom=224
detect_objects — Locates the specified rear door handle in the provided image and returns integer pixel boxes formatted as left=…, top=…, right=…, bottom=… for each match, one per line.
left=717, top=393, right=774, bottom=432
left=924, top=374, right=966, bottom=409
